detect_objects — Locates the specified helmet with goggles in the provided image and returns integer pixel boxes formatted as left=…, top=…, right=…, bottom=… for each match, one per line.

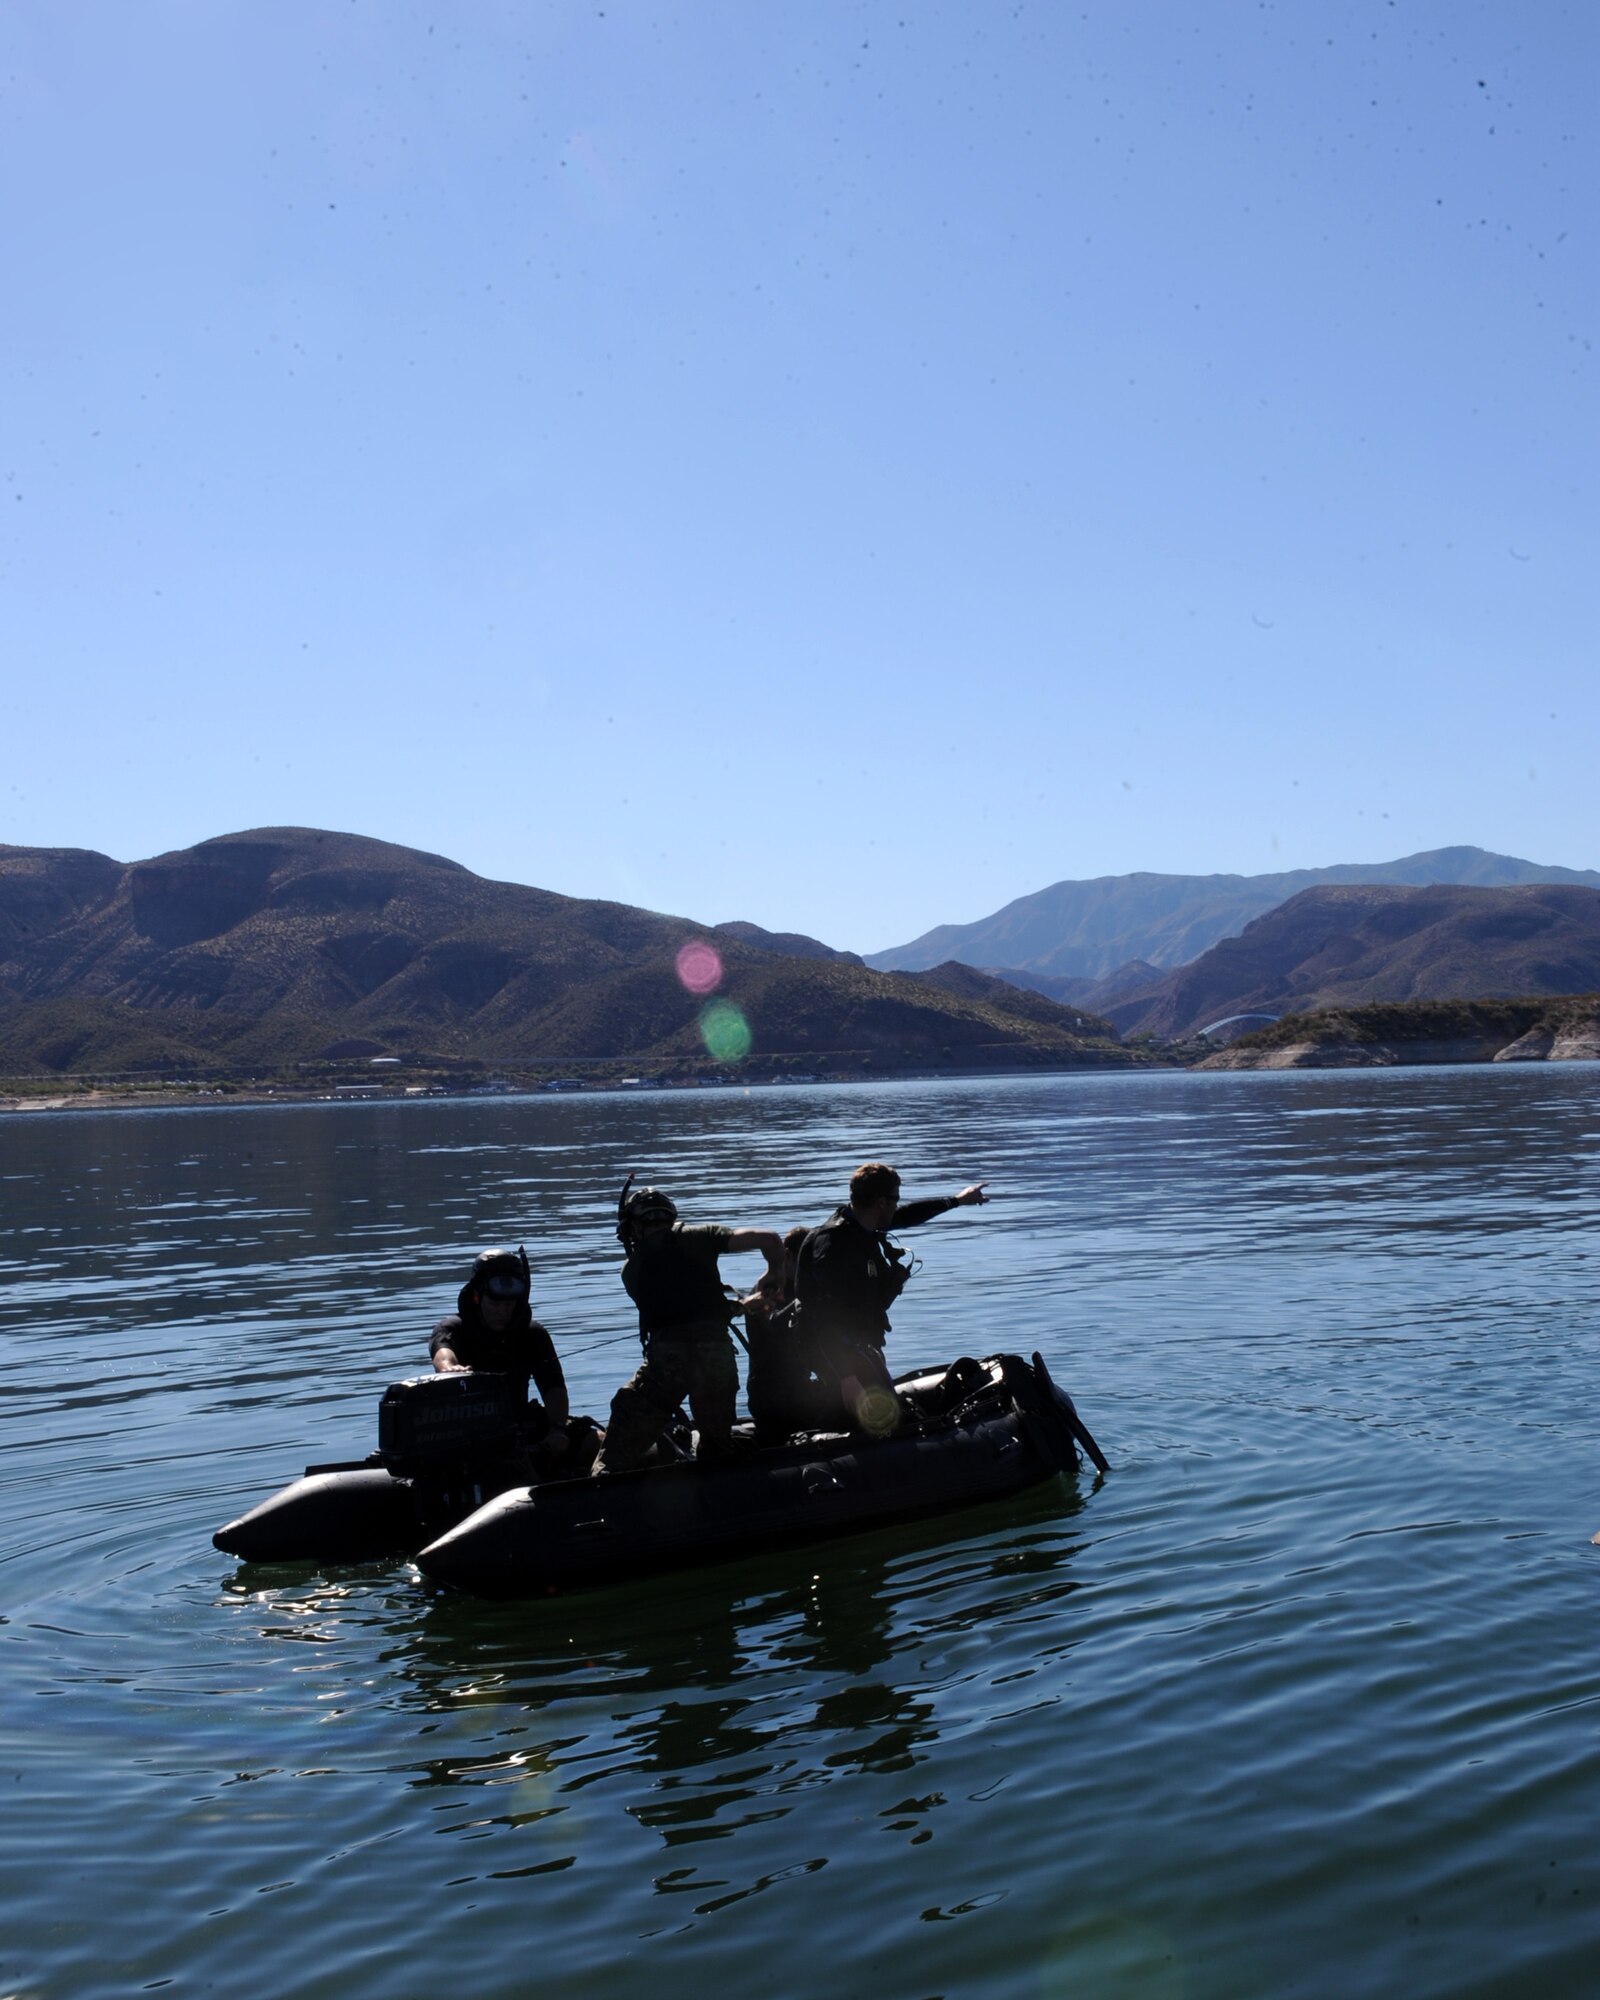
left=470, top=1246, right=531, bottom=1301
left=615, top=1175, right=678, bottom=1245
left=624, top=1186, right=677, bottom=1228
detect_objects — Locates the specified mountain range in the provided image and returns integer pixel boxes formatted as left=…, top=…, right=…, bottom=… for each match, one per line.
left=7, top=830, right=1598, bottom=1082
left=0, top=829, right=1127, bottom=1079
left=1100, top=882, right=1600, bottom=1039
left=866, top=847, right=1600, bottom=981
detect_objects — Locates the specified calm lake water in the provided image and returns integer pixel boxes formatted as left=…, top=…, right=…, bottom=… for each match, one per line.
left=3, top=1066, right=1599, bottom=1999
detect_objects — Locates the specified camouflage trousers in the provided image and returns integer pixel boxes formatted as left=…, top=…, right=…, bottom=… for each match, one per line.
left=595, top=1332, right=740, bottom=1472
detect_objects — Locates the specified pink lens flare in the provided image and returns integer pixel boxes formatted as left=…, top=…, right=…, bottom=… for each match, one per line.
left=675, top=940, right=723, bottom=996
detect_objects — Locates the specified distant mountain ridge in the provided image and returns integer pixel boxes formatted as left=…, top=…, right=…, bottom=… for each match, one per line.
left=1100, top=882, right=1600, bottom=1040
left=982, top=961, right=1163, bottom=1011
left=712, top=920, right=862, bottom=966
left=887, top=960, right=1114, bottom=1035
left=0, top=828, right=1128, bottom=1077
left=867, top=847, right=1600, bottom=980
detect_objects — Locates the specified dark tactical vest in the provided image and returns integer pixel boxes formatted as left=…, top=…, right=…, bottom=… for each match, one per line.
left=622, top=1224, right=732, bottom=1339
left=795, top=1208, right=911, bottom=1345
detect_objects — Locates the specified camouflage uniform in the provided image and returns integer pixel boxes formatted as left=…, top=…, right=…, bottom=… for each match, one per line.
left=596, top=1223, right=740, bottom=1472
left=598, top=1335, right=740, bottom=1470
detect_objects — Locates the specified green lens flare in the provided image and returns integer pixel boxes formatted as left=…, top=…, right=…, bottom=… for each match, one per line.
left=700, top=1000, right=752, bottom=1062
left=854, top=1387, right=901, bottom=1437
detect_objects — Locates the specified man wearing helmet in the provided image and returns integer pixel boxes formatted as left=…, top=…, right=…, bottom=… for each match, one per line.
left=431, top=1247, right=577, bottom=1471
left=794, top=1162, right=989, bottom=1437
left=593, top=1183, right=786, bottom=1473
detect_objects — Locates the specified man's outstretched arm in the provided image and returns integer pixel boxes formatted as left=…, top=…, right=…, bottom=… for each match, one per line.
left=892, top=1184, right=988, bottom=1228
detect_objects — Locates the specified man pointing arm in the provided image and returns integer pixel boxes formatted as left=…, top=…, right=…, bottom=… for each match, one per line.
left=794, top=1162, right=989, bottom=1436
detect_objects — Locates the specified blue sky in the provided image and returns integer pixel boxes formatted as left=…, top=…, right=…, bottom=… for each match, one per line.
left=3, top=1, right=1593, bottom=952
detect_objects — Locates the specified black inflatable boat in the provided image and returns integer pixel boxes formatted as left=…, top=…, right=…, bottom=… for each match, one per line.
left=213, top=1369, right=563, bottom=1564
left=418, top=1351, right=1104, bottom=1599
left=214, top=1352, right=1106, bottom=1595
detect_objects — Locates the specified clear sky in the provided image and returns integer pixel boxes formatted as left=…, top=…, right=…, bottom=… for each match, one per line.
left=3, top=1, right=1593, bottom=952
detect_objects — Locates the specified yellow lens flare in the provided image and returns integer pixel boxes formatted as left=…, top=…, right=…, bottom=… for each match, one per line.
left=699, top=1000, right=752, bottom=1063
left=853, top=1387, right=901, bottom=1437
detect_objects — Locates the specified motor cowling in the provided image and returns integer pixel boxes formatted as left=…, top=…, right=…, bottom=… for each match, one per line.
left=377, top=1372, right=524, bottom=1477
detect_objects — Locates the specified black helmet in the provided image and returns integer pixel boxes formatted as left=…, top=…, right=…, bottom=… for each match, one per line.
left=616, top=1173, right=678, bottom=1246
left=470, top=1245, right=531, bottom=1301
left=625, top=1186, right=677, bottom=1230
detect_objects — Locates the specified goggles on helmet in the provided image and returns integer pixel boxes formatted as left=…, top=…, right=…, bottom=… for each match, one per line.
left=480, top=1271, right=529, bottom=1301
left=471, top=1244, right=531, bottom=1300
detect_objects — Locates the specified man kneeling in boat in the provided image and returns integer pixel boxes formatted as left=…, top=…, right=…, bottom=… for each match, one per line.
left=793, top=1163, right=988, bottom=1438
left=594, top=1184, right=786, bottom=1474
left=742, top=1225, right=836, bottom=1445
left=432, top=1247, right=594, bottom=1477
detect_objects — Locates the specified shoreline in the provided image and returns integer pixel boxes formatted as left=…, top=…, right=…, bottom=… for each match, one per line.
left=9, top=1025, right=1600, bottom=1113
left=0, top=1056, right=1184, bottom=1116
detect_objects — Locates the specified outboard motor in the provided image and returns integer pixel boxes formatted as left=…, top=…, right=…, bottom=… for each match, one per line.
left=214, top=1371, right=543, bottom=1565
left=376, top=1372, right=528, bottom=1539
left=377, top=1372, right=523, bottom=1472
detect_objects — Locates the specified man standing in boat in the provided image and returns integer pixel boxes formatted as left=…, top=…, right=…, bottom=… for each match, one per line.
left=594, top=1182, right=786, bottom=1473
left=794, top=1163, right=989, bottom=1436
left=431, top=1246, right=583, bottom=1474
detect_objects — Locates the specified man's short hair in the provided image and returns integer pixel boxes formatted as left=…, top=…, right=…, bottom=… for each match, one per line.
left=850, top=1161, right=901, bottom=1208
left=783, top=1224, right=809, bottom=1252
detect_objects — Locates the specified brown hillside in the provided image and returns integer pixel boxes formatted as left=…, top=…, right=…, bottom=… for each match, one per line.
left=1108, top=883, right=1600, bottom=1039
left=0, top=828, right=1133, bottom=1075
left=891, top=961, right=1117, bottom=1038
left=0, top=845, right=124, bottom=948
left=1200, top=994, right=1600, bottom=1069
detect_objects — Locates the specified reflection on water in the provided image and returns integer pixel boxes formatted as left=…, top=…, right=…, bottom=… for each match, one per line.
left=3, top=1068, right=1600, bottom=1999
